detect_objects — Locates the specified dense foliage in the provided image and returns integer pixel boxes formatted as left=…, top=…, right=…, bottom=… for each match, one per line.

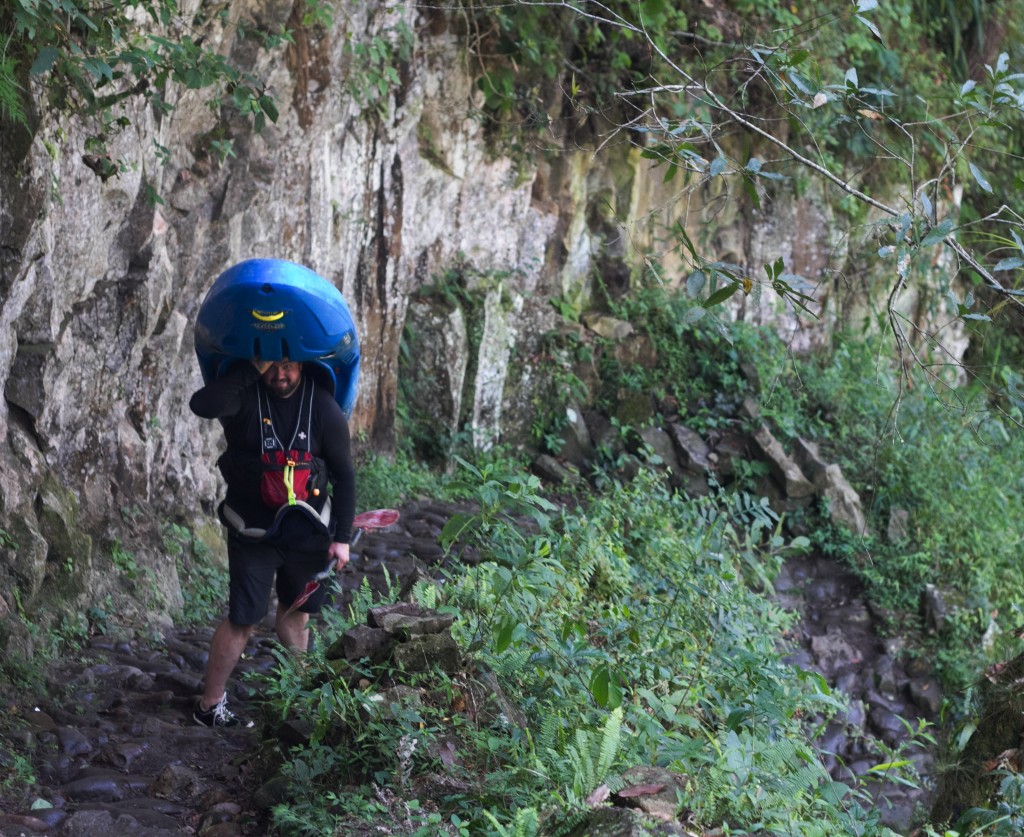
left=459, top=0, right=1024, bottom=392
left=0, top=0, right=283, bottom=182
left=261, top=463, right=913, bottom=835
left=593, top=280, right=1024, bottom=696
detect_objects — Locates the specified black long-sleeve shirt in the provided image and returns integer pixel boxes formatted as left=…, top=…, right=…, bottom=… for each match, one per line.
left=190, top=363, right=356, bottom=544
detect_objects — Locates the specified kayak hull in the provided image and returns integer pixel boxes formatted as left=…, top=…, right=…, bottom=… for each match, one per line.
left=194, top=259, right=360, bottom=418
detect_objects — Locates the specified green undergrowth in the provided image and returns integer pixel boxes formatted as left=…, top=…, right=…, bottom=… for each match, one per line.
left=791, top=338, right=1024, bottom=698
left=286, top=283, right=1024, bottom=832
left=164, top=521, right=227, bottom=625
left=258, top=463, right=919, bottom=836
left=353, top=447, right=449, bottom=513
left=594, top=281, right=1024, bottom=701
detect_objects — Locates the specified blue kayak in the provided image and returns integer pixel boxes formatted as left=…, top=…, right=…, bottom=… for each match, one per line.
left=194, top=259, right=360, bottom=418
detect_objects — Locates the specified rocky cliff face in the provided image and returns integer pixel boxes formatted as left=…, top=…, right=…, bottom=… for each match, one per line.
left=0, top=1, right=857, bottom=635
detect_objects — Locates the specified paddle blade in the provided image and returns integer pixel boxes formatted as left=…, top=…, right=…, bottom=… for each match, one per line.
left=284, top=579, right=320, bottom=617
left=353, top=508, right=400, bottom=530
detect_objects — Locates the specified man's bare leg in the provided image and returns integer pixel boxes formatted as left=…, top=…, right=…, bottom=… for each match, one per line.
left=275, top=608, right=311, bottom=652
left=200, top=619, right=254, bottom=709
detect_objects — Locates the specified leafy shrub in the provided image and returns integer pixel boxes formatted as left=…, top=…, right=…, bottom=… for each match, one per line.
left=354, top=448, right=443, bottom=512
left=260, top=458, right=913, bottom=835
left=791, top=335, right=1024, bottom=692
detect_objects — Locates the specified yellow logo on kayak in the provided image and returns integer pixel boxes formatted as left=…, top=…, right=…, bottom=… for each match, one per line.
left=251, top=310, right=285, bottom=322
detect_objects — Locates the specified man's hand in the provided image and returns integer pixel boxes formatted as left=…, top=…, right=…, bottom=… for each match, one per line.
left=328, top=541, right=350, bottom=572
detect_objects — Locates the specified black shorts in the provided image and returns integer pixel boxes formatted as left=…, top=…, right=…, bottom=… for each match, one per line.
left=227, top=533, right=332, bottom=625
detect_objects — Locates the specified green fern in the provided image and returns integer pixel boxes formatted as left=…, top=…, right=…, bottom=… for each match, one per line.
left=565, top=707, right=623, bottom=797
left=595, top=707, right=623, bottom=782
left=695, top=731, right=833, bottom=823
left=484, top=648, right=534, bottom=679
left=548, top=806, right=591, bottom=837
left=541, top=707, right=625, bottom=801
left=0, top=43, right=27, bottom=128
left=481, top=808, right=540, bottom=837
left=536, top=709, right=566, bottom=757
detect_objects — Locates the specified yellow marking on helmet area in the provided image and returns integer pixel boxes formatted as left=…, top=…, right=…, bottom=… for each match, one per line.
left=251, top=309, right=285, bottom=322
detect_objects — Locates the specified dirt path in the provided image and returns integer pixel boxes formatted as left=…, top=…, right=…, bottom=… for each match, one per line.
left=0, top=501, right=451, bottom=837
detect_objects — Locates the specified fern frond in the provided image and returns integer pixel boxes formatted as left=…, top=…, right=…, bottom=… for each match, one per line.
left=566, top=736, right=592, bottom=797
left=536, top=710, right=565, bottom=756
left=595, top=706, right=623, bottom=780
left=480, top=807, right=540, bottom=837
left=547, top=805, right=590, bottom=837
left=485, top=648, right=534, bottom=678
left=562, top=707, right=624, bottom=798
left=0, top=49, right=28, bottom=128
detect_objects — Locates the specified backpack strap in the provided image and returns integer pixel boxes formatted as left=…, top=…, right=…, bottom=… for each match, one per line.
left=219, top=496, right=333, bottom=542
left=257, top=378, right=315, bottom=453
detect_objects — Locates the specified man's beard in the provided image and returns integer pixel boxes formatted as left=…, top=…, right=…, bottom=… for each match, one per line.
left=268, top=377, right=301, bottom=398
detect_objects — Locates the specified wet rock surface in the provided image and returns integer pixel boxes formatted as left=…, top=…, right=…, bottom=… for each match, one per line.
left=776, top=553, right=939, bottom=830
left=1, top=500, right=937, bottom=835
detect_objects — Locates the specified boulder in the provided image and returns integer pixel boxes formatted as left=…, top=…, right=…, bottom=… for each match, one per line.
left=391, top=632, right=461, bottom=673
left=749, top=426, right=814, bottom=499
left=667, top=423, right=711, bottom=473
left=532, top=454, right=582, bottom=487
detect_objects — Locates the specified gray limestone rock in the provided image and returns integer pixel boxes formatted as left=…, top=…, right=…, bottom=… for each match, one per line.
left=749, top=425, right=815, bottom=499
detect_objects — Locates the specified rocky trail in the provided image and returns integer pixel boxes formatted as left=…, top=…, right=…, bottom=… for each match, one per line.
left=0, top=500, right=940, bottom=836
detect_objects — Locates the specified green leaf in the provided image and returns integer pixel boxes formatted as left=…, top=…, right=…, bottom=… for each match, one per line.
left=956, top=722, right=977, bottom=752
left=742, top=174, right=760, bottom=209
left=259, top=96, right=279, bottom=123
left=83, top=57, right=113, bottom=81
left=706, top=283, right=739, bottom=306
left=896, top=213, right=912, bottom=240
left=920, top=218, right=954, bottom=247
left=682, top=305, right=706, bottom=324
left=819, top=781, right=852, bottom=803
left=711, top=316, right=734, bottom=344
left=709, top=156, right=726, bottom=177
left=494, top=617, right=516, bottom=652
left=30, top=46, right=60, bottom=76
left=641, top=0, right=668, bottom=19
left=439, top=512, right=477, bottom=548
left=685, top=270, right=706, bottom=298
left=590, top=666, right=610, bottom=707
left=868, top=759, right=911, bottom=772
left=589, top=665, right=623, bottom=709
left=674, top=223, right=698, bottom=260
left=795, top=667, right=831, bottom=695
left=969, top=162, right=993, bottom=193
left=787, top=49, right=810, bottom=67
left=725, top=708, right=746, bottom=731
left=854, top=15, right=883, bottom=42
left=993, top=257, right=1024, bottom=271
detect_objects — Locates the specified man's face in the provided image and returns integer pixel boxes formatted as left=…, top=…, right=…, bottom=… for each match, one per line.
left=262, top=361, right=303, bottom=398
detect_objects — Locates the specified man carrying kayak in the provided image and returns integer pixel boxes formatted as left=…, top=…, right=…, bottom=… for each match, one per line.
left=188, top=357, right=356, bottom=727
